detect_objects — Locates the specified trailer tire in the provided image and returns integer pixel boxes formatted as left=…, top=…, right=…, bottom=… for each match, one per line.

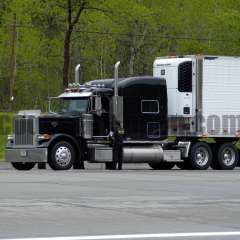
left=148, top=162, right=175, bottom=170
left=189, top=142, right=212, bottom=170
left=215, top=143, right=239, bottom=170
left=49, top=141, right=75, bottom=170
left=11, top=162, right=36, bottom=170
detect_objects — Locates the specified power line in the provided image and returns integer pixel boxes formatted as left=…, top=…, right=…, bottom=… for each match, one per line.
left=74, top=30, right=233, bottom=42
left=1, top=23, right=238, bottom=43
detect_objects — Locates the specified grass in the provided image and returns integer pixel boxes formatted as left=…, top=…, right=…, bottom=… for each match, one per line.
left=0, top=112, right=15, bottom=161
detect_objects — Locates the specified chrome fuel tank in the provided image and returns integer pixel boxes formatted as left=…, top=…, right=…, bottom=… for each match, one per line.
left=123, top=145, right=163, bottom=163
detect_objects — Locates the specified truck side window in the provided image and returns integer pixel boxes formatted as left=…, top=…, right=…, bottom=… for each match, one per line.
left=141, top=100, right=159, bottom=114
left=178, top=61, right=192, bottom=92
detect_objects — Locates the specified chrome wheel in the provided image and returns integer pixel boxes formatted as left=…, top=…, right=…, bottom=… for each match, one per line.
left=190, top=142, right=212, bottom=170
left=55, top=146, right=72, bottom=167
left=214, top=143, right=239, bottom=170
left=49, top=141, right=75, bottom=170
left=195, top=147, right=209, bottom=167
left=222, top=147, right=235, bottom=166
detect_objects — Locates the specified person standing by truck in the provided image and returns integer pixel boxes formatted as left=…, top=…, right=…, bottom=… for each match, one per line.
left=112, top=120, right=124, bottom=170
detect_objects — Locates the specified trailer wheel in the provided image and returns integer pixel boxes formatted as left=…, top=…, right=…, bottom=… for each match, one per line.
left=148, top=162, right=175, bottom=170
left=49, top=141, right=75, bottom=170
left=11, top=162, right=36, bottom=171
left=215, top=143, right=239, bottom=170
left=189, top=142, right=212, bottom=170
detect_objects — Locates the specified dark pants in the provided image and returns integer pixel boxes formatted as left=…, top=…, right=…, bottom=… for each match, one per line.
left=113, top=138, right=123, bottom=170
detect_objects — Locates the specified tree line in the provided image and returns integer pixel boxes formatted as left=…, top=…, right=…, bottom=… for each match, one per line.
left=0, top=0, right=240, bottom=111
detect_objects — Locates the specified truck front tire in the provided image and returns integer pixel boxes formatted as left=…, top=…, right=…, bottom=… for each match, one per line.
left=148, top=162, right=175, bottom=170
left=11, top=162, right=36, bottom=170
left=189, top=142, right=212, bottom=170
left=49, top=141, right=75, bottom=170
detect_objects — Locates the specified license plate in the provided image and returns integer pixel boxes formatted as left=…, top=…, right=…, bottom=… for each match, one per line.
left=20, top=150, right=27, bottom=157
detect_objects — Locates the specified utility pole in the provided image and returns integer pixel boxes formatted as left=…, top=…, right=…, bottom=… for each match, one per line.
left=9, top=13, right=17, bottom=111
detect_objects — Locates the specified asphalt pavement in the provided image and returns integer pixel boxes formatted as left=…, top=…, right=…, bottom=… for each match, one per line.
left=0, top=163, right=240, bottom=239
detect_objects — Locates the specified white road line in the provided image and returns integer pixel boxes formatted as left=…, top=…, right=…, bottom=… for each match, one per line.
left=3, top=232, right=240, bottom=240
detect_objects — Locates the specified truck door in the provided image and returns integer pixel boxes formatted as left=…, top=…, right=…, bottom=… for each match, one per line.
left=93, top=97, right=110, bottom=136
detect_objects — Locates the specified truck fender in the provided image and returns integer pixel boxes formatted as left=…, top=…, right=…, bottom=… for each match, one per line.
left=42, top=134, right=82, bottom=158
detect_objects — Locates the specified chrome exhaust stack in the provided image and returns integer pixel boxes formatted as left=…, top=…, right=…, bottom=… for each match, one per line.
left=75, top=64, right=81, bottom=85
left=113, top=61, right=120, bottom=121
left=113, top=61, right=123, bottom=127
left=69, top=64, right=81, bottom=88
left=114, top=61, right=120, bottom=97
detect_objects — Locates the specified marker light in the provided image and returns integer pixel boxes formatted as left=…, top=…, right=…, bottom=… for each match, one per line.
left=37, top=134, right=52, bottom=140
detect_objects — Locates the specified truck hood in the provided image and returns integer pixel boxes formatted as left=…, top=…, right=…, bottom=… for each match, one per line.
left=39, top=114, right=81, bottom=136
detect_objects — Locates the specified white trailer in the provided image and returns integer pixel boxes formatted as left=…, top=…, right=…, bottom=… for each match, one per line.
left=153, top=55, right=240, bottom=170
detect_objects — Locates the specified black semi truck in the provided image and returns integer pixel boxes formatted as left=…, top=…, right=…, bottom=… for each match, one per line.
left=5, top=56, right=240, bottom=170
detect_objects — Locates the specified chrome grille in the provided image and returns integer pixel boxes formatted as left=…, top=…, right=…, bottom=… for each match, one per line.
left=14, top=118, right=34, bottom=145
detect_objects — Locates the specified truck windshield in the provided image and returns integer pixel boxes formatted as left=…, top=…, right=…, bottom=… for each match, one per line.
left=59, top=98, right=89, bottom=114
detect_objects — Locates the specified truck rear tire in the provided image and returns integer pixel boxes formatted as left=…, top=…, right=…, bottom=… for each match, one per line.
left=11, top=162, right=36, bottom=170
left=189, top=142, right=212, bottom=170
left=213, top=143, right=239, bottom=170
left=148, top=162, right=175, bottom=170
left=49, top=141, right=75, bottom=170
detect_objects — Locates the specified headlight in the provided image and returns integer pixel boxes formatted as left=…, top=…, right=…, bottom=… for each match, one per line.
left=37, top=134, right=52, bottom=140
left=7, top=135, right=14, bottom=140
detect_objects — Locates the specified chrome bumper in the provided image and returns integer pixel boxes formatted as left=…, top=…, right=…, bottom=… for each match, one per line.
left=5, top=148, right=48, bottom=163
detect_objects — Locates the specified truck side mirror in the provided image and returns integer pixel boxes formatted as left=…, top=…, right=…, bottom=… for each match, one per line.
left=95, top=96, right=102, bottom=116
